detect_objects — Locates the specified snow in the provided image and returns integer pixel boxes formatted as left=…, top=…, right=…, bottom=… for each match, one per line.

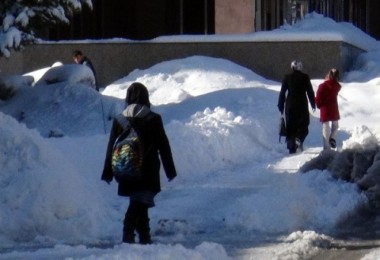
left=151, top=12, right=379, bottom=52
left=0, top=13, right=380, bottom=259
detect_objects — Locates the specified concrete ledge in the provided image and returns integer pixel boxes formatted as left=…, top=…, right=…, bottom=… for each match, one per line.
left=0, top=41, right=364, bottom=87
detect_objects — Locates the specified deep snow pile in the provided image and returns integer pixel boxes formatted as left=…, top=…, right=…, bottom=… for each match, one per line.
left=0, top=63, right=121, bottom=137
left=0, top=56, right=369, bottom=250
left=276, top=12, right=380, bottom=51
left=0, top=12, right=380, bottom=259
left=103, top=55, right=278, bottom=105
left=301, top=126, right=380, bottom=208
left=152, top=12, right=379, bottom=52
left=0, top=113, right=109, bottom=246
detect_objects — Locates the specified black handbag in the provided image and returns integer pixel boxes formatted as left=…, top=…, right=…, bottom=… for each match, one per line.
left=279, top=115, right=286, bottom=143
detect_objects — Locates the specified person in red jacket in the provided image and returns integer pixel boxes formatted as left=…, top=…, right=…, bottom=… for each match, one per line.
left=315, top=68, right=342, bottom=150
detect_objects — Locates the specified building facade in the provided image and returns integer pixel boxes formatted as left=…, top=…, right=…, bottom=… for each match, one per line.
left=48, top=0, right=215, bottom=40
left=47, top=0, right=380, bottom=41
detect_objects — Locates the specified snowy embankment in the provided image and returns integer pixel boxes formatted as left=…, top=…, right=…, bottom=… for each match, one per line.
left=1, top=11, right=380, bottom=259
left=0, top=54, right=374, bottom=260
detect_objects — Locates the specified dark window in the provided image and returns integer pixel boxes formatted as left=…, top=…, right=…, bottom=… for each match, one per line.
left=46, top=0, right=214, bottom=41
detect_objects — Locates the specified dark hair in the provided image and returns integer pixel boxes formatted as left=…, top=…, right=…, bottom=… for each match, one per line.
left=327, top=68, right=340, bottom=81
left=72, top=50, right=83, bottom=57
left=126, top=82, right=151, bottom=108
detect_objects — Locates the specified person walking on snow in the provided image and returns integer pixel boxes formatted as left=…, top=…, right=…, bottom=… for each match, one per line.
left=101, top=82, right=177, bottom=244
left=315, top=68, right=341, bottom=150
left=72, top=50, right=98, bottom=91
left=278, top=60, right=316, bottom=154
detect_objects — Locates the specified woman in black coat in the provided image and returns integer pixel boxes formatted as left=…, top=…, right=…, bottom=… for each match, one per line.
left=278, top=60, right=316, bottom=154
left=102, top=82, right=177, bottom=244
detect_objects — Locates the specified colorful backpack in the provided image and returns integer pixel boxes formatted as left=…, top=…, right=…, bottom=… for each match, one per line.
left=111, top=114, right=151, bottom=183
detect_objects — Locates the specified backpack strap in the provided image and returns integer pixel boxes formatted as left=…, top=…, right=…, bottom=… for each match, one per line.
left=115, top=112, right=155, bottom=131
left=113, top=112, right=155, bottom=155
left=141, top=112, right=155, bottom=126
left=113, top=115, right=131, bottom=150
left=114, top=113, right=130, bottom=131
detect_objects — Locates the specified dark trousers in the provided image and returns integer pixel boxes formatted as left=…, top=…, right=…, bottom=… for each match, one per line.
left=286, top=127, right=308, bottom=153
left=286, top=112, right=309, bottom=153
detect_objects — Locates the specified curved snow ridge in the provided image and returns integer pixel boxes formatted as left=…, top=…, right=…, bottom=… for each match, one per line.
left=102, top=55, right=277, bottom=105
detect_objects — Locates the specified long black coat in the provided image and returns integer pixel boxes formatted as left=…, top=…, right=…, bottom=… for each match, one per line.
left=101, top=112, right=177, bottom=196
left=80, top=57, right=96, bottom=78
left=278, top=70, right=315, bottom=142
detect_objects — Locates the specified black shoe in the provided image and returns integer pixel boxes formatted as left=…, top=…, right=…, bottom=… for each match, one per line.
left=296, top=138, right=304, bottom=152
left=295, top=138, right=303, bottom=152
left=139, top=236, right=152, bottom=245
left=329, top=138, right=336, bottom=149
left=295, top=138, right=301, bottom=147
left=122, top=233, right=135, bottom=244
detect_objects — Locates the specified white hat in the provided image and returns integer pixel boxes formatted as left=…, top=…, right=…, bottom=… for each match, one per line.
left=291, top=60, right=303, bottom=71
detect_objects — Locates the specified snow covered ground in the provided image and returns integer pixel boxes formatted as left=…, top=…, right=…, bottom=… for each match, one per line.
left=0, top=12, right=380, bottom=259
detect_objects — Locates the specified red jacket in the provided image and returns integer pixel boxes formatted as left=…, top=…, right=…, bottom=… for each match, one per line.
left=315, top=79, right=341, bottom=122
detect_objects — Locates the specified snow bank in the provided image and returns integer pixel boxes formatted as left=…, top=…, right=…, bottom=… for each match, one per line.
left=102, top=56, right=277, bottom=105
left=0, top=113, right=110, bottom=245
left=0, top=242, right=230, bottom=260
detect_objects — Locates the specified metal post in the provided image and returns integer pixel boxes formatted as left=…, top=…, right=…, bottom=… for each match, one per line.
left=180, top=0, right=184, bottom=34
left=204, top=0, right=208, bottom=34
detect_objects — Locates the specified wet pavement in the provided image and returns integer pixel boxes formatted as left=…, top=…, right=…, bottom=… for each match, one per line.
left=311, top=206, right=380, bottom=260
left=310, top=240, right=380, bottom=260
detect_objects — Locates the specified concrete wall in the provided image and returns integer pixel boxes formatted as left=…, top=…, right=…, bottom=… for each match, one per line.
left=0, top=41, right=363, bottom=87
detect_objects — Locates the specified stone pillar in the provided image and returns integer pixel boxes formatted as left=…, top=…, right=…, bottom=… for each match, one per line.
left=215, top=0, right=254, bottom=34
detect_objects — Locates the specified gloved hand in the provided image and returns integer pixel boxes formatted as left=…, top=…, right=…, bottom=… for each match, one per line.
left=101, top=175, right=113, bottom=184
left=278, top=105, right=284, bottom=114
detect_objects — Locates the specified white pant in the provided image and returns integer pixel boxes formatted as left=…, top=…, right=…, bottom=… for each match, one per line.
left=322, top=121, right=339, bottom=149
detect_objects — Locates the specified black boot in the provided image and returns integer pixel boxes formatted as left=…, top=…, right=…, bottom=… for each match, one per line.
left=287, top=137, right=297, bottom=154
left=136, top=204, right=152, bottom=244
left=137, top=220, right=152, bottom=244
left=122, top=202, right=140, bottom=243
left=122, top=232, right=135, bottom=244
